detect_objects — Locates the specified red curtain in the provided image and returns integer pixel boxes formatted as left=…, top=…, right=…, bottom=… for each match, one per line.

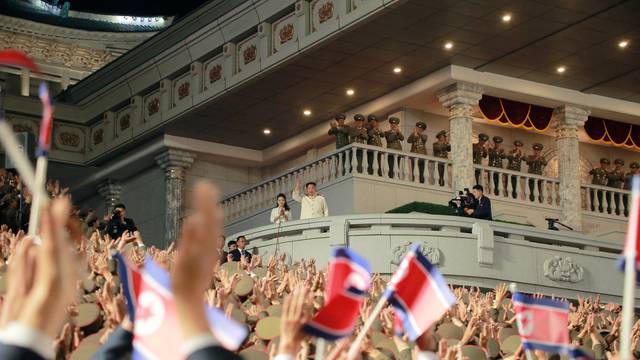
left=479, top=95, right=552, bottom=131
left=584, top=117, right=640, bottom=148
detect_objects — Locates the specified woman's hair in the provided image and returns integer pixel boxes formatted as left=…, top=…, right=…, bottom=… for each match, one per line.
left=275, top=193, right=290, bottom=211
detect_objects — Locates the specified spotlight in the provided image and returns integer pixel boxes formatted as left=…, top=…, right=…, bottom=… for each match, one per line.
left=618, top=40, right=629, bottom=48
left=346, top=89, right=355, bottom=96
left=444, top=42, right=454, bottom=50
left=502, top=14, right=512, bottom=22
left=556, top=66, right=566, bottom=74
left=303, top=109, right=312, bottom=116
left=393, top=66, right=402, bottom=74
left=263, top=129, right=271, bottom=135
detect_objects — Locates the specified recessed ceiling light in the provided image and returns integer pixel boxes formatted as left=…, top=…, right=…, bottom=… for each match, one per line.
left=393, top=66, right=402, bottom=74
left=346, top=88, right=355, bottom=96
left=263, top=128, right=271, bottom=135
left=556, top=66, right=566, bottom=74
left=501, top=14, right=512, bottom=22
left=303, top=109, right=312, bottom=116
left=618, top=40, right=629, bottom=48
left=444, top=42, right=454, bottom=50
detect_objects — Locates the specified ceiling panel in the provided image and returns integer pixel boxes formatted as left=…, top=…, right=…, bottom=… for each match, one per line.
left=165, top=0, right=640, bottom=150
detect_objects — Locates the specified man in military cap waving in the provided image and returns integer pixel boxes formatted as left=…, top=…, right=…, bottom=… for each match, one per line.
left=384, top=117, right=404, bottom=178
left=473, top=133, right=489, bottom=184
left=433, top=130, right=450, bottom=186
left=589, top=158, right=610, bottom=212
left=408, top=121, right=428, bottom=183
left=328, top=113, right=350, bottom=149
left=506, top=140, right=524, bottom=198
left=488, top=136, right=506, bottom=196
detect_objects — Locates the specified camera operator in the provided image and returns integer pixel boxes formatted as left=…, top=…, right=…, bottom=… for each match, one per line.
left=464, top=185, right=492, bottom=220
left=106, top=203, right=138, bottom=239
left=448, top=188, right=475, bottom=216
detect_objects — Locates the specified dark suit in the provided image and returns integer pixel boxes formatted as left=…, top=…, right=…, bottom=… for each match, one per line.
left=229, top=248, right=252, bottom=262
left=472, top=195, right=492, bottom=220
left=0, top=344, right=43, bottom=360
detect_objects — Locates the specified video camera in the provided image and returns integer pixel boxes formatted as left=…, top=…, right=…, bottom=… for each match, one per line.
left=448, top=188, right=475, bottom=216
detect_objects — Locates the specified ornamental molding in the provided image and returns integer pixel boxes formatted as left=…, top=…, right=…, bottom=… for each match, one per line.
left=543, top=255, right=584, bottom=283
left=437, top=82, right=484, bottom=108
left=0, top=29, right=114, bottom=72
left=391, top=241, right=440, bottom=266
left=0, top=14, right=158, bottom=43
left=551, top=105, right=590, bottom=130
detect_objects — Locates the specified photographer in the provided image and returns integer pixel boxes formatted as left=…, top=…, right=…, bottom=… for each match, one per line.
left=106, top=203, right=138, bottom=239
left=464, top=184, right=492, bottom=220
left=449, top=188, right=475, bottom=216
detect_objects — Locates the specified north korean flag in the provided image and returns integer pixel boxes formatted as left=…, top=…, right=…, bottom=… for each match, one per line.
left=303, top=247, right=371, bottom=340
left=384, top=244, right=456, bottom=341
left=114, top=253, right=248, bottom=360
left=512, top=292, right=570, bottom=353
left=37, top=82, right=53, bottom=155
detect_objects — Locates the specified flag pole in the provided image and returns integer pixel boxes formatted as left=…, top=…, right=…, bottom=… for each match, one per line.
left=347, top=295, right=387, bottom=359
left=315, top=338, right=327, bottom=360
left=620, top=176, right=639, bottom=360
left=27, top=82, right=53, bottom=237
left=509, top=283, right=535, bottom=360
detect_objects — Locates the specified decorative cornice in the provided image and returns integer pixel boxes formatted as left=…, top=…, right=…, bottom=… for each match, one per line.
left=155, top=149, right=196, bottom=171
left=436, top=81, right=484, bottom=109
left=552, top=105, right=590, bottom=129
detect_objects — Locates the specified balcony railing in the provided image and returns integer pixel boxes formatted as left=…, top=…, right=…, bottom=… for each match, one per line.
left=221, top=143, right=453, bottom=222
left=581, top=184, right=630, bottom=219
left=475, top=165, right=560, bottom=209
left=221, top=143, right=629, bottom=223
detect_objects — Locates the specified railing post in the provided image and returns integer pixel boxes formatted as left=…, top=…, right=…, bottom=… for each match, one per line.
left=552, top=105, right=589, bottom=231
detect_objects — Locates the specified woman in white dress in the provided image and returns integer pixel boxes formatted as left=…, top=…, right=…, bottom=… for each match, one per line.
left=270, top=193, right=291, bottom=224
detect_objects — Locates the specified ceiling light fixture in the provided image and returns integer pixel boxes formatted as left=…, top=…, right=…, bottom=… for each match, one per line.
left=393, top=66, right=402, bottom=74
left=303, top=109, right=312, bottom=116
left=501, top=14, right=512, bottom=22
left=263, top=129, right=271, bottom=135
left=556, top=66, right=566, bottom=74
left=444, top=42, right=454, bottom=50
left=618, top=40, right=629, bottom=48
left=346, top=89, right=355, bottom=96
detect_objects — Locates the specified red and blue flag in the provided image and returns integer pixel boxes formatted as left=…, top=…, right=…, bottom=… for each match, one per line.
left=303, top=247, right=371, bottom=340
left=513, top=292, right=570, bottom=353
left=37, top=82, right=53, bottom=155
left=114, top=253, right=248, bottom=360
left=384, top=244, right=455, bottom=341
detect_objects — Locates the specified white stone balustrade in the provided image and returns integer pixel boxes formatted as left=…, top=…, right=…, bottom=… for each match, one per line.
left=222, top=143, right=454, bottom=223
left=475, top=165, right=561, bottom=208
left=228, top=213, right=632, bottom=303
left=581, top=184, right=630, bottom=218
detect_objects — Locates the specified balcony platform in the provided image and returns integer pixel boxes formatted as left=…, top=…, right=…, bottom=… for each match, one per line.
left=229, top=213, right=637, bottom=305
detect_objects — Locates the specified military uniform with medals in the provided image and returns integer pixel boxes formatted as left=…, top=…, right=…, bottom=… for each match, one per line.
left=433, top=130, right=450, bottom=186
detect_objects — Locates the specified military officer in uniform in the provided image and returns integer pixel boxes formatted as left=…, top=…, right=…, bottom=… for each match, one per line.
left=608, top=159, right=625, bottom=215
left=488, top=136, right=506, bottom=196
left=433, top=130, right=450, bottom=186
left=525, top=143, right=547, bottom=202
left=623, top=162, right=639, bottom=216
left=350, top=114, right=368, bottom=173
left=366, top=114, right=377, bottom=131
left=589, top=158, right=610, bottom=213
left=506, top=140, right=524, bottom=198
left=367, top=116, right=384, bottom=175
left=328, top=113, right=350, bottom=149
left=473, top=133, right=489, bottom=184
left=384, top=117, right=404, bottom=178
left=408, top=121, right=428, bottom=183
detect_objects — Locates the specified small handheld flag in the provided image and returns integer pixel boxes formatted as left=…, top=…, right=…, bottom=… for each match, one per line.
left=0, top=49, right=39, bottom=72
left=620, top=175, right=640, bottom=360
left=512, top=292, right=570, bottom=354
left=115, top=253, right=248, bottom=359
left=383, top=244, right=455, bottom=341
left=37, top=82, right=53, bottom=155
left=303, top=247, right=371, bottom=340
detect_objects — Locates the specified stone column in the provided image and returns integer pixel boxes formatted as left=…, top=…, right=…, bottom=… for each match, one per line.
left=97, top=180, right=122, bottom=214
left=552, top=105, right=589, bottom=231
left=437, top=82, right=483, bottom=193
left=155, top=149, right=196, bottom=246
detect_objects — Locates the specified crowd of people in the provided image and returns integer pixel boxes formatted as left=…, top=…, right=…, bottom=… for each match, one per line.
left=0, top=178, right=634, bottom=359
